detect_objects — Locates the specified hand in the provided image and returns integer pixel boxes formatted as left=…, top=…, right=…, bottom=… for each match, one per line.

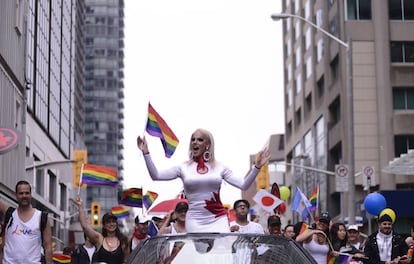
left=255, top=147, right=271, bottom=168
left=230, top=225, right=240, bottom=232
left=75, top=195, right=83, bottom=208
left=137, top=136, right=149, bottom=154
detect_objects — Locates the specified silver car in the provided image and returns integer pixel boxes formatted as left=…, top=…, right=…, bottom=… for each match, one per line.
left=126, top=233, right=317, bottom=264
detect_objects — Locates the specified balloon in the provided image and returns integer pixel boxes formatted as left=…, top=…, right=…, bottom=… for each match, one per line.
left=278, top=202, right=286, bottom=214
left=364, top=192, right=386, bottom=215
left=279, top=186, right=291, bottom=201
left=379, top=208, right=396, bottom=224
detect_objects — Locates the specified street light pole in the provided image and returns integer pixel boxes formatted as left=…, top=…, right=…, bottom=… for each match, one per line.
left=271, top=13, right=355, bottom=224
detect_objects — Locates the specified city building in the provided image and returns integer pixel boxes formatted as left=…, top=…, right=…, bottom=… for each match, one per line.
left=82, top=0, right=125, bottom=214
left=279, top=0, right=414, bottom=230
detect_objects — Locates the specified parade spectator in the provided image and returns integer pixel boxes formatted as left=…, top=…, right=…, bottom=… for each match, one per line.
left=158, top=201, right=188, bottom=235
left=0, top=180, right=53, bottom=264
left=137, top=128, right=270, bottom=232
left=296, top=212, right=331, bottom=264
left=406, top=224, right=414, bottom=246
left=147, top=216, right=165, bottom=237
left=75, top=195, right=129, bottom=264
left=330, top=222, right=365, bottom=262
left=229, top=199, right=264, bottom=234
left=130, top=215, right=151, bottom=251
left=283, top=224, right=296, bottom=239
left=71, top=234, right=95, bottom=264
left=363, top=213, right=409, bottom=264
left=267, top=215, right=282, bottom=236
left=347, top=225, right=363, bottom=250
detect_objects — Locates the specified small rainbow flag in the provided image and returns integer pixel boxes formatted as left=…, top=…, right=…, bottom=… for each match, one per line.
left=118, top=188, right=143, bottom=207
left=327, top=255, right=351, bottom=264
left=309, top=185, right=319, bottom=212
left=299, top=222, right=310, bottom=235
left=143, top=190, right=158, bottom=210
left=53, top=253, right=71, bottom=264
left=111, top=205, right=130, bottom=219
left=146, top=102, right=179, bottom=158
left=81, top=164, right=118, bottom=187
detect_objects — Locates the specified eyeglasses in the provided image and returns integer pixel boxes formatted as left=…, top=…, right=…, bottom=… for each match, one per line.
left=236, top=204, right=248, bottom=209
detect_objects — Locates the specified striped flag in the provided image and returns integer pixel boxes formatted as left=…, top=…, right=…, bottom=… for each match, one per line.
left=327, top=255, right=351, bottom=264
left=81, top=164, right=118, bottom=187
left=118, top=188, right=143, bottom=207
left=146, top=102, right=179, bottom=158
left=111, top=205, right=130, bottom=219
left=52, top=253, right=71, bottom=264
left=291, top=187, right=312, bottom=220
left=143, top=190, right=158, bottom=210
left=308, top=185, right=319, bottom=212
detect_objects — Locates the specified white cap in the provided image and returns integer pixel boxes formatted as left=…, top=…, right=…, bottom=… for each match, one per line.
left=347, top=224, right=359, bottom=232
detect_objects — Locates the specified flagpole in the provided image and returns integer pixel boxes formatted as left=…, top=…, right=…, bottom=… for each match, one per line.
left=78, top=163, right=85, bottom=196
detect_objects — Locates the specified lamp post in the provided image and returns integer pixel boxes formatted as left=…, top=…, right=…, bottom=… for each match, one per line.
left=271, top=13, right=355, bottom=224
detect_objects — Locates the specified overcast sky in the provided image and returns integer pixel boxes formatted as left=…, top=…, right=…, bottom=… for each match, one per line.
left=122, top=0, right=285, bottom=210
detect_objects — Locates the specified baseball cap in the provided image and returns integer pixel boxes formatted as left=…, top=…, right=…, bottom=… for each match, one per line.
left=319, top=212, right=331, bottom=223
left=347, top=225, right=359, bottom=232
left=102, top=213, right=117, bottom=224
left=175, top=201, right=189, bottom=212
left=135, top=214, right=151, bottom=224
left=268, top=215, right=281, bottom=226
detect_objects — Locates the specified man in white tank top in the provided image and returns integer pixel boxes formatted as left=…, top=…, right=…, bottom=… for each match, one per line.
left=158, top=201, right=188, bottom=235
left=0, top=180, right=53, bottom=264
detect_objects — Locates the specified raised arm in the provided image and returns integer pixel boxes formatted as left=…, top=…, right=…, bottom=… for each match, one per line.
left=75, top=195, right=102, bottom=248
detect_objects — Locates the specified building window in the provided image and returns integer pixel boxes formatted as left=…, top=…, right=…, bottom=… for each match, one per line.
left=346, top=0, right=372, bottom=20
left=305, top=93, right=312, bottom=113
left=329, top=15, right=338, bottom=37
left=287, top=88, right=293, bottom=107
left=393, top=88, right=414, bottom=109
left=49, top=170, right=56, bottom=203
left=295, top=108, right=302, bottom=127
left=394, top=135, right=414, bottom=157
left=389, top=0, right=414, bottom=20
left=296, top=73, right=302, bottom=94
left=317, top=76, right=325, bottom=98
left=306, top=57, right=312, bottom=79
left=317, top=38, right=324, bottom=62
left=328, top=97, right=341, bottom=127
left=391, top=42, right=414, bottom=63
left=330, top=55, right=339, bottom=82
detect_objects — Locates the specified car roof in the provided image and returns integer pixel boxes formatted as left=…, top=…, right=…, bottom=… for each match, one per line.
left=127, top=233, right=317, bottom=264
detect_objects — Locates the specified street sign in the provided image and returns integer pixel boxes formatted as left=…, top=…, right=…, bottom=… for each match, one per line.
left=362, top=165, right=376, bottom=188
left=335, top=164, right=349, bottom=192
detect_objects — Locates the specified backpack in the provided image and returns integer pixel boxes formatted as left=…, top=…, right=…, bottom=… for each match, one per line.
left=1, top=207, right=48, bottom=248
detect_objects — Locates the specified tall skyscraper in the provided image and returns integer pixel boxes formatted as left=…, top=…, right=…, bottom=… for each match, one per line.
left=280, top=0, right=414, bottom=225
left=83, top=0, right=125, bottom=213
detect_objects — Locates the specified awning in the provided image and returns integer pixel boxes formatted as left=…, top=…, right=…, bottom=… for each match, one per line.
left=382, top=149, right=414, bottom=175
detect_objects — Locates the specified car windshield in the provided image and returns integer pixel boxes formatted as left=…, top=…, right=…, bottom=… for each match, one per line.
left=127, top=233, right=316, bottom=264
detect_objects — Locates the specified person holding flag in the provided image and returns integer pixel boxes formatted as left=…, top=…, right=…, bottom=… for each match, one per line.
left=137, top=127, right=270, bottom=233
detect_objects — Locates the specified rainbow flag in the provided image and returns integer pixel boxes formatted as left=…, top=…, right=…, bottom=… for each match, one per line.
left=118, top=188, right=143, bottom=207
left=146, top=102, right=179, bottom=158
left=81, top=164, right=118, bottom=187
left=308, top=185, right=319, bottom=212
left=53, top=253, right=71, bottom=264
left=299, top=222, right=310, bottom=235
left=327, top=255, right=351, bottom=264
left=111, top=205, right=130, bottom=219
left=143, top=190, right=158, bottom=210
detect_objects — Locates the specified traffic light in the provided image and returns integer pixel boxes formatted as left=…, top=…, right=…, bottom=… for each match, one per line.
left=73, top=149, right=87, bottom=188
left=91, top=202, right=101, bottom=227
left=255, top=165, right=269, bottom=190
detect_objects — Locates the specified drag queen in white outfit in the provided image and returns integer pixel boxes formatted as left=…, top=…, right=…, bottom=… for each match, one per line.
left=137, top=128, right=270, bottom=233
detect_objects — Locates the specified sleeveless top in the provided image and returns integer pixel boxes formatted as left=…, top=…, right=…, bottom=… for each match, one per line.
left=144, top=155, right=260, bottom=233
left=3, top=209, right=43, bottom=264
left=92, top=240, right=124, bottom=264
left=303, top=238, right=329, bottom=264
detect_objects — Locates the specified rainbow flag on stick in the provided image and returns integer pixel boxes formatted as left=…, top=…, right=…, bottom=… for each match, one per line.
left=81, top=164, right=118, bottom=187
left=111, top=205, right=130, bottom=219
left=146, top=102, right=179, bottom=158
left=53, top=253, right=71, bottom=264
left=118, top=188, right=143, bottom=207
left=143, top=190, right=158, bottom=210
left=309, top=185, right=319, bottom=212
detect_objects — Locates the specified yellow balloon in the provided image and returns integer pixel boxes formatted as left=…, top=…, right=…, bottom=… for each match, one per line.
left=379, top=208, right=396, bottom=224
left=279, top=186, right=291, bottom=201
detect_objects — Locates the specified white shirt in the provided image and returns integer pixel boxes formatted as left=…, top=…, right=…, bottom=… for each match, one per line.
left=3, top=209, right=43, bottom=264
left=230, top=221, right=265, bottom=234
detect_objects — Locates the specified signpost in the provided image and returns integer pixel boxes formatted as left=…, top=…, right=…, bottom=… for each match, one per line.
left=335, top=164, right=349, bottom=221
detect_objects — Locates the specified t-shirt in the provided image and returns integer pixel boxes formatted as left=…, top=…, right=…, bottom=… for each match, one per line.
left=229, top=221, right=265, bottom=234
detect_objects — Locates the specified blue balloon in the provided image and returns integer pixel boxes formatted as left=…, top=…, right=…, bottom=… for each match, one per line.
left=364, top=193, right=387, bottom=215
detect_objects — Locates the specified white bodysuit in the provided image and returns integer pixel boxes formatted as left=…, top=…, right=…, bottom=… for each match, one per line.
left=3, top=209, right=43, bottom=264
left=143, top=154, right=260, bottom=233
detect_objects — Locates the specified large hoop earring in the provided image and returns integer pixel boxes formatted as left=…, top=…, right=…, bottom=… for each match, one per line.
left=203, top=151, right=211, bottom=162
